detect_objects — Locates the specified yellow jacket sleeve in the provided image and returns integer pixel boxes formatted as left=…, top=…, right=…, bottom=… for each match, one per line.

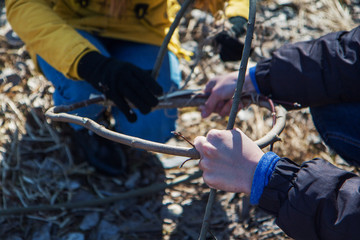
left=6, top=0, right=98, bottom=79
left=194, top=0, right=249, bottom=19
left=226, top=0, right=249, bottom=19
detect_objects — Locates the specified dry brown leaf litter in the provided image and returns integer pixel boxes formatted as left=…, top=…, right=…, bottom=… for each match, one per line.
left=0, top=1, right=359, bottom=239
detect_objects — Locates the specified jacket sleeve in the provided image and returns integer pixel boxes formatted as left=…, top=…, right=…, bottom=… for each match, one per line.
left=255, top=25, right=360, bottom=108
left=225, top=0, right=249, bottom=19
left=259, top=158, right=360, bottom=240
left=5, top=0, right=98, bottom=79
left=194, top=0, right=249, bottom=20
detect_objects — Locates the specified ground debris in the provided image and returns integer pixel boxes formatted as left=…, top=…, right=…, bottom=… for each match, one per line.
left=0, top=1, right=358, bottom=239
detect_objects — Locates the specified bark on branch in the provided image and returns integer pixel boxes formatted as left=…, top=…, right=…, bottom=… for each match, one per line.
left=199, top=0, right=257, bottom=238
left=45, top=94, right=286, bottom=159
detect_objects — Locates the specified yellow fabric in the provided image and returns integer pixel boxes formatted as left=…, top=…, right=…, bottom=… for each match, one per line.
left=226, top=0, right=249, bottom=19
left=194, top=0, right=248, bottom=19
left=6, top=0, right=249, bottom=80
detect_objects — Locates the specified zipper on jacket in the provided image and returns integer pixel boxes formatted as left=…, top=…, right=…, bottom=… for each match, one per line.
left=76, top=0, right=89, bottom=8
left=134, top=4, right=149, bottom=19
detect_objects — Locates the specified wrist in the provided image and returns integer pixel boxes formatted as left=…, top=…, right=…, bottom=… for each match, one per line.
left=229, top=16, right=247, bottom=37
left=243, top=155, right=262, bottom=194
left=250, top=152, right=280, bottom=205
left=69, top=49, right=94, bottom=80
left=249, top=66, right=260, bottom=93
left=77, top=51, right=107, bottom=81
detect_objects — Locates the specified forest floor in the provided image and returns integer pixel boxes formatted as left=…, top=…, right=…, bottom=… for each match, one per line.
left=0, top=0, right=359, bottom=239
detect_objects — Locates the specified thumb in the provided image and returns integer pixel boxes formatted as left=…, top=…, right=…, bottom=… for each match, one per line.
left=202, top=93, right=220, bottom=118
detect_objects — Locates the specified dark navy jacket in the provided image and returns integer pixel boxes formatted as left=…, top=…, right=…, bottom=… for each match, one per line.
left=255, top=25, right=360, bottom=109
left=255, top=25, right=360, bottom=239
left=259, top=158, right=360, bottom=240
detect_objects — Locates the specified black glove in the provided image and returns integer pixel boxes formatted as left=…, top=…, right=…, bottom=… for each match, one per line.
left=215, top=16, right=247, bottom=62
left=229, top=16, right=247, bottom=38
left=78, top=51, right=163, bottom=122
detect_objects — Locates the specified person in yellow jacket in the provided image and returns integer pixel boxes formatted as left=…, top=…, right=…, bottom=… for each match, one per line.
left=6, top=0, right=249, bottom=175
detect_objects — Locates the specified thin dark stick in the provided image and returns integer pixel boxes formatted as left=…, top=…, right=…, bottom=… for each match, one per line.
left=152, top=0, right=193, bottom=80
left=179, top=158, right=195, bottom=168
left=198, top=0, right=257, bottom=238
left=0, top=171, right=202, bottom=216
left=172, top=131, right=195, bottom=147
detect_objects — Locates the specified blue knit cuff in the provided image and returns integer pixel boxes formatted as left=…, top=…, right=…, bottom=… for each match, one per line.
left=249, top=66, right=260, bottom=93
left=250, top=152, right=280, bottom=205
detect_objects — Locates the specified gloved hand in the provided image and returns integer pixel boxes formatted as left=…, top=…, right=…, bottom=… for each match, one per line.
left=215, top=16, right=247, bottom=62
left=77, top=51, right=163, bottom=122
left=229, top=16, right=247, bottom=37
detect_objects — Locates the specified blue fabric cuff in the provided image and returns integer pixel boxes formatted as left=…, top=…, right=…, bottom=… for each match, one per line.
left=249, top=66, right=260, bottom=93
left=250, top=152, right=280, bottom=205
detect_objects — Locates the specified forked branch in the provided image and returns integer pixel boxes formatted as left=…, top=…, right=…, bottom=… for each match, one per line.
left=45, top=94, right=286, bottom=158
left=44, top=1, right=280, bottom=238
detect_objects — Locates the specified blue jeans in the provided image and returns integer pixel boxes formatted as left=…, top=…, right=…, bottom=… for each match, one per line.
left=38, top=30, right=181, bottom=143
left=310, top=102, right=360, bottom=166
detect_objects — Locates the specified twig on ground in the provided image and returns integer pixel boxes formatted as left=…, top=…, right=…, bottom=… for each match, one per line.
left=0, top=171, right=202, bottom=216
